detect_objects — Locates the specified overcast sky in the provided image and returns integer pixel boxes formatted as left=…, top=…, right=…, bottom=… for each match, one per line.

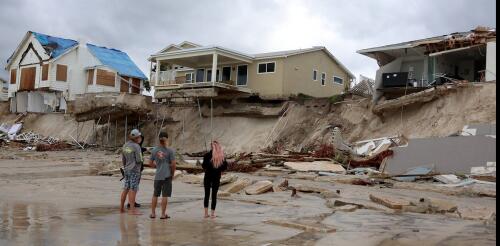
left=0, top=0, right=496, bottom=81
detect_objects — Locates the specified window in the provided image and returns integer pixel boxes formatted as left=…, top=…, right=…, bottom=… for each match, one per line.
left=41, top=64, right=49, bottom=81
left=10, top=69, right=17, bottom=84
left=96, top=69, right=115, bottom=87
left=222, top=67, right=231, bottom=81
left=257, top=62, right=276, bottom=74
left=333, top=76, right=343, bottom=85
left=237, top=65, right=248, bottom=86
left=321, top=73, right=326, bottom=86
left=195, top=69, right=205, bottom=82
left=312, top=70, right=317, bottom=81
left=206, top=69, right=220, bottom=82
left=56, top=64, right=67, bottom=82
left=120, top=76, right=130, bottom=92
left=185, top=73, right=194, bottom=83
left=131, top=78, right=140, bottom=94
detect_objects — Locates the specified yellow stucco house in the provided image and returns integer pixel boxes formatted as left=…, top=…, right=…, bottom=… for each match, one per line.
left=149, top=41, right=354, bottom=100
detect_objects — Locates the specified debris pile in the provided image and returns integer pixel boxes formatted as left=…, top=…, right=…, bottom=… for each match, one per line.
left=0, top=121, right=75, bottom=151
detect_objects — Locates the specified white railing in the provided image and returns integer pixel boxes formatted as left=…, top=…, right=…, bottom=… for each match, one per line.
left=151, top=71, right=176, bottom=86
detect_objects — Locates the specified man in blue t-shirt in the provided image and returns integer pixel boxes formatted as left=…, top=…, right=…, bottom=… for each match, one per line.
left=148, top=131, right=176, bottom=219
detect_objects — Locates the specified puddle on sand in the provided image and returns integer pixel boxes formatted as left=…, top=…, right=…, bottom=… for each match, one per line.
left=0, top=202, right=258, bottom=246
left=319, top=209, right=496, bottom=246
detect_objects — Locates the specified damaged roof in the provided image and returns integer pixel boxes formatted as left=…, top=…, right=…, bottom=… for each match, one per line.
left=87, top=44, right=147, bottom=80
left=32, top=31, right=79, bottom=59
left=358, top=26, right=496, bottom=56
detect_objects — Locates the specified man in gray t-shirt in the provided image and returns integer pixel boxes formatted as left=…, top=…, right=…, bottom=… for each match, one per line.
left=120, top=129, right=143, bottom=215
left=148, top=131, right=176, bottom=219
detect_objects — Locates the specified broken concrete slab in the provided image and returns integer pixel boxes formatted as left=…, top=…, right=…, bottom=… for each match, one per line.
left=385, top=136, right=496, bottom=175
left=245, top=180, right=273, bottom=195
left=458, top=207, right=496, bottom=222
left=264, top=220, right=336, bottom=233
left=284, top=161, right=345, bottom=173
left=224, top=178, right=252, bottom=193
left=369, top=194, right=411, bottom=209
left=325, top=198, right=393, bottom=213
left=293, top=184, right=330, bottom=194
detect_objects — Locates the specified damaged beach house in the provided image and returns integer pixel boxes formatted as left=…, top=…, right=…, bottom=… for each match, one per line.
left=149, top=41, right=355, bottom=102
left=4, top=31, right=148, bottom=113
left=357, top=26, right=496, bottom=105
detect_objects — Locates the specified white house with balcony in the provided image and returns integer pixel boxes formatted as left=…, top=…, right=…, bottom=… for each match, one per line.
left=5, top=31, right=147, bottom=113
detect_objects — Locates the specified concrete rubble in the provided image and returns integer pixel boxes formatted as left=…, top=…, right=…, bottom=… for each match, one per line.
left=225, top=178, right=253, bottom=193
left=245, top=180, right=273, bottom=195
left=369, top=193, right=411, bottom=209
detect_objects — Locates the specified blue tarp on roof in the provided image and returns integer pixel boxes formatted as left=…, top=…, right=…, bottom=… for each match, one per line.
left=32, top=32, right=79, bottom=58
left=87, top=44, right=147, bottom=80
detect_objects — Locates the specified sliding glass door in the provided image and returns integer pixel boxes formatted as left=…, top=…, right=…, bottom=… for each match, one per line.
left=237, top=65, right=248, bottom=86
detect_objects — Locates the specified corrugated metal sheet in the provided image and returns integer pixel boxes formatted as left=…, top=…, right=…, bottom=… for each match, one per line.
left=87, top=44, right=147, bottom=80
left=32, top=32, right=78, bottom=58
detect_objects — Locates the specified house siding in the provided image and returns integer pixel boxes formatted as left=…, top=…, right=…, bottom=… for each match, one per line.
left=246, top=59, right=284, bottom=99
left=283, top=50, right=349, bottom=98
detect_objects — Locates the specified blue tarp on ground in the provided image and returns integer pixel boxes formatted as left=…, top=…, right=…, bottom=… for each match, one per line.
left=86, top=44, right=147, bottom=80
left=32, top=32, right=79, bottom=58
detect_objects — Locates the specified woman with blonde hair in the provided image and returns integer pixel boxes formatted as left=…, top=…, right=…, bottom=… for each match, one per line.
left=202, top=141, right=228, bottom=218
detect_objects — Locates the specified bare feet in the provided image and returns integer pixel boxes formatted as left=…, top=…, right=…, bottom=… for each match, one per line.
left=204, top=214, right=210, bottom=218
left=120, top=208, right=126, bottom=213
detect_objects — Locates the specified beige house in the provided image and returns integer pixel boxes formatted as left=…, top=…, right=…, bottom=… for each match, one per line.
left=149, top=41, right=354, bottom=100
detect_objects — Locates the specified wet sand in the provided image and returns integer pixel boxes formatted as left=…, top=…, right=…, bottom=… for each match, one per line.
left=0, top=149, right=496, bottom=245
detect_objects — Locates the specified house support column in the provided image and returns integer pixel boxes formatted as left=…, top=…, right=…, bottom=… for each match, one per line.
left=211, top=53, right=218, bottom=85
left=155, top=60, right=161, bottom=86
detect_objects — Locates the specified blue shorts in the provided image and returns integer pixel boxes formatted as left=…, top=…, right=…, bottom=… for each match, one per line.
left=123, top=171, right=141, bottom=191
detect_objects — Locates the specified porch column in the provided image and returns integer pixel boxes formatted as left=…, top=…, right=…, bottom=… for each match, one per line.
left=155, top=60, right=160, bottom=86
left=211, top=53, right=218, bottom=85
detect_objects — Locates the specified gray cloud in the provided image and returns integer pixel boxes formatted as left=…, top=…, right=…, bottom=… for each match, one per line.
left=0, top=0, right=496, bottom=81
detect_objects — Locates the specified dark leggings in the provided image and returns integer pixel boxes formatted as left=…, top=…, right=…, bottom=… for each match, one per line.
left=203, top=174, right=221, bottom=210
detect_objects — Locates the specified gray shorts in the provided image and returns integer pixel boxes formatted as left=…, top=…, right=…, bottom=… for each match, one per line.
left=154, top=177, right=172, bottom=197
